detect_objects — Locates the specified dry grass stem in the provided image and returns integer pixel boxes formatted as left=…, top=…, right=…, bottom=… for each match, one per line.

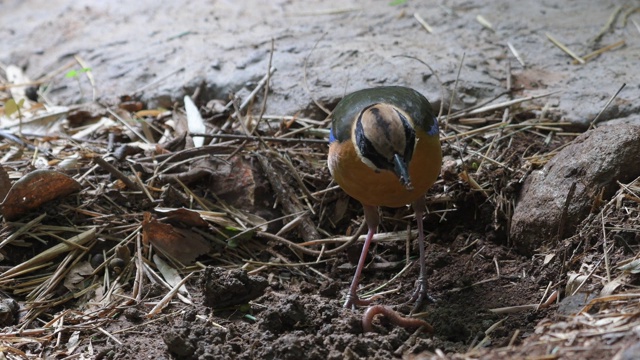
left=448, top=90, right=562, bottom=120
left=291, top=7, right=360, bottom=16
left=1, top=229, right=96, bottom=279
left=589, top=83, right=626, bottom=128
left=574, top=40, right=625, bottom=64
left=147, top=272, right=195, bottom=318
left=592, top=5, right=623, bottom=44
left=414, top=13, right=433, bottom=33
left=507, top=42, right=526, bottom=67
left=476, top=15, right=495, bottom=31
left=632, top=18, right=640, bottom=34
left=545, top=32, right=585, bottom=64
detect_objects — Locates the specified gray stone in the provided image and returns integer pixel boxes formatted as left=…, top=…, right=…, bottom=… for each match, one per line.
left=0, top=298, right=19, bottom=326
left=618, top=342, right=640, bottom=360
left=556, top=293, right=596, bottom=316
left=510, top=124, right=640, bottom=254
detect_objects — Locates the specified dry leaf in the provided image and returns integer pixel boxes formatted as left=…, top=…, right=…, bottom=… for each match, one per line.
left=63, top=261, right=95, bottom=291
left=600, top=275, right=626, bottom=296
left=331, top=197, right=349, bottom=225
left=543, top=253, right=555, bottom=266
left=66, top=330, right=81, bottom=353
left=153, top=254, right=190, bottom=298
left=1, top=169, right=81, bottom=221
left=618, top=259, right=640, bottom=274
left=566, top=272, right=588, bottom=296
left=135, top=109, right=164, bottom=117
left=184, top=95, right=205, bottom=148
left=208, top=156, right=257, bottom=210
left=154, top=207, right=210, bottom=228
left=142, top=213, right=212, bottom=265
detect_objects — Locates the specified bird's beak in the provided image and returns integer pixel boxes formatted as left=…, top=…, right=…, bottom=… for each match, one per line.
left=393, top=154, right=414, bottom=191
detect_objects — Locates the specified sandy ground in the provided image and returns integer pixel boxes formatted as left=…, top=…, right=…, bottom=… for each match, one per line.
left=1, top=0, right=639, bottom=125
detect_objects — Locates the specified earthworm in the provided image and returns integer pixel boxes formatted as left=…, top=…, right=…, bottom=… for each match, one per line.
left=362, top=305, right=434, bottom=333
left=539, top=290, right=559, bottom=309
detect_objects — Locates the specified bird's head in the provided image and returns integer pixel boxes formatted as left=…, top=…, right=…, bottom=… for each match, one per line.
left=353, top=103, right=416, bottom=190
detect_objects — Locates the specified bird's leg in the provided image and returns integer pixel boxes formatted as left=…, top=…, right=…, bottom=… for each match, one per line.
left=408, top=196, right=434, bottom=311
left=344, top=205, right=379, bottom=309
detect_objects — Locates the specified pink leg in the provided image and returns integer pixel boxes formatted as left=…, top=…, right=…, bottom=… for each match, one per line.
left=408, top=196, right=431, bottom=311
left=344, top=205, right=379, bottom=309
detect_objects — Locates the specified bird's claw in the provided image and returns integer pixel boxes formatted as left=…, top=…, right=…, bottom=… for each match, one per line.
left=344, top=293, right=374, bottom=309
left=405, top=276, right=436, bottom=312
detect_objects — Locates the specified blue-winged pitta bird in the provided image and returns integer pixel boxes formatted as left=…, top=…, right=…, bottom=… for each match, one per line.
left=328, top=86, right=442, bottom=309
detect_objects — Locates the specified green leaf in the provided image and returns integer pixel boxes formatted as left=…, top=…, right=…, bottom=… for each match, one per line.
left=65, top=67, right=92, bottom=78
left=5, top=99, right=17, bottom=116
left=243, top=314, right=257, bottom=322
left=389, top=0, right=407, bottom=5
left=227, top=237, right=239, bottom=248
left=4, top=98, right=25, bottom=117
left=65, top=69, right=79, bottom=78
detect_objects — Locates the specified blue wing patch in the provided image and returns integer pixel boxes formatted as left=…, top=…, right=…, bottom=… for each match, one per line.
left=329, top=127, right=336, bottom=143
left=428, top=116, right=439, bottom=136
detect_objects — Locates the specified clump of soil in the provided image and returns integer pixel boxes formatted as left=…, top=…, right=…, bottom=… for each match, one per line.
left=199, top=267, right=268, bottom=308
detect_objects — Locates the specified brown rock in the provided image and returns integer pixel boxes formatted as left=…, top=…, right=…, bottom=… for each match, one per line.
left=510, top=124, right=640, bottom=254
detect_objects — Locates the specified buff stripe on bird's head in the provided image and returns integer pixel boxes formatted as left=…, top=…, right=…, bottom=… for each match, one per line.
left=353, top=103, right=416, bottom=190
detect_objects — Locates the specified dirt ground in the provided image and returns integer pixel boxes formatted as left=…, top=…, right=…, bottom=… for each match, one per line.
left=1, top=1, right=640, bottom=360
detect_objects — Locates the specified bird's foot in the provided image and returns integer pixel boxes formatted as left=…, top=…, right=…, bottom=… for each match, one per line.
left=405, top=277, right=436, bottom=312
left=343, top=293, right=374, bottom=309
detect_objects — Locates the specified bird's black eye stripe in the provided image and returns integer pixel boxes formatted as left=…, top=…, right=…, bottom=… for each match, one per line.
left=355, top=111, right=393, bottom=171
left=396, top=109, right=416, bottom=163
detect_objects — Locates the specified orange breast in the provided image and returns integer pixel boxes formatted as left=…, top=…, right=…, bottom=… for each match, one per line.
left=328, top=130, right=441, bottom=208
